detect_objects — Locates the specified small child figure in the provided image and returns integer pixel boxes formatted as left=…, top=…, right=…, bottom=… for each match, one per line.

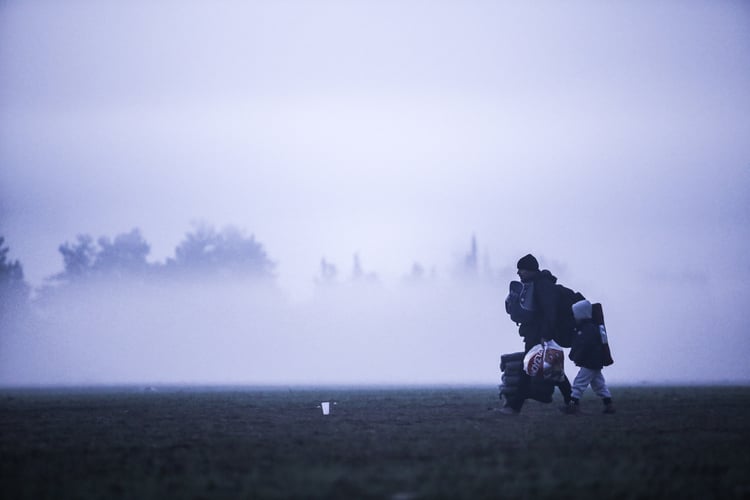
left=563, top=299, right=615, bottom=414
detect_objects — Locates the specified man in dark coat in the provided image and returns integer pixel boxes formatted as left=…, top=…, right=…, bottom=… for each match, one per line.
left=500, top=253, right=573, bottom=415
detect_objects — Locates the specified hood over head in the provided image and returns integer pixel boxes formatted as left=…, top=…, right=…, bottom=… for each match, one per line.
left=572, top=299, right=593, bottom=321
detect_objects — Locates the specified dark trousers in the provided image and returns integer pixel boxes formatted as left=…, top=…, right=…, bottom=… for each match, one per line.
left=506, top=339, right=573, bottom=411
left=507, top=373, right=572, bottom=411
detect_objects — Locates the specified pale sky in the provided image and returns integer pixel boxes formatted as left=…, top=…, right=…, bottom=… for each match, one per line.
left=1, top=0, right=749, bottom=385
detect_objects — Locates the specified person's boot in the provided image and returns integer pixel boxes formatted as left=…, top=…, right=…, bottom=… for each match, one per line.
left=602, top=398, right=616, bottom=414
left=559, top=399, right=580, bottom=415
left=559, top=376, right=573, bottom=404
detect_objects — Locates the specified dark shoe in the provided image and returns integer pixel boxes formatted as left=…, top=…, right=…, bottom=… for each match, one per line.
left=559, top=402, right=580, bottom=415
left=603, top=403, right=616, bottom=414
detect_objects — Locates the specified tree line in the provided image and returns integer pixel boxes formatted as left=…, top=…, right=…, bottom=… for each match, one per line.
left=0, top=224, right=272, bottom=305
left=1, top=226, right=496, bottom=309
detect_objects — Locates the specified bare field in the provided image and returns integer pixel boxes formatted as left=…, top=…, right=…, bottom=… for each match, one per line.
left=1, top=386, right=749, bottom=499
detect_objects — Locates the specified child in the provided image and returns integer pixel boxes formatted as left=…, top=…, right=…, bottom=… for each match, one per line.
left=563, top=299, right=615, bottom=414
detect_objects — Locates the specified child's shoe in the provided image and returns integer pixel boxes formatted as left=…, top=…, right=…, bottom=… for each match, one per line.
left=603, top=402, right=616, bottom=414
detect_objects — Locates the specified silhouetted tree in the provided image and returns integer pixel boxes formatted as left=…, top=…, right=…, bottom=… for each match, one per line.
left=352, top=254, right=363, bottom=280
left=451, top=235, right=480, bottom=282
left=464, top=235, right=478, bottom=275
left=316, top=258, right=338, bottom=286
left=0, top=236, right=30, bottom=306
left=410, top=262, right=425, bottom=280
left=166, top=223, right=274, bottom=280
left=55, top=229, right=151, bottom=283
left=95, top=229, right=150, bottom=276
left=349, top=253, right=378, bottom=284
left=58, top=234, right=97, bottom=280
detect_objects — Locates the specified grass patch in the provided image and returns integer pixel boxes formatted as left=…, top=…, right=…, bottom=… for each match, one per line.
left=2, top=385, right=749, bottom=499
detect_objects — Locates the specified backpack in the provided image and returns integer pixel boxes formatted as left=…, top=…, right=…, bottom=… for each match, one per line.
left=592, top=302, right=614, bottom=366
left=553, top=284, right=586, bottom=348
left=505, top=280, right=535, bottom=324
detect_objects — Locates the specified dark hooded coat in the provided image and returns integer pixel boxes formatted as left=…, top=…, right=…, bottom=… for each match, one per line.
left=569, top=319, right=607, bottom=370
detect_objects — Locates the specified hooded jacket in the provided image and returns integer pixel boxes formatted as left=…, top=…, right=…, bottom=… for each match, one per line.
left=569, top=319, right=607, bottom=370
left=569, top=299, right=611, bottom=369
left=518, top=269, right=558, bottom=350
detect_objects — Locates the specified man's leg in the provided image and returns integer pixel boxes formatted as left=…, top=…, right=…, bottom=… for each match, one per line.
left=556, top=374, right=572, bottom=404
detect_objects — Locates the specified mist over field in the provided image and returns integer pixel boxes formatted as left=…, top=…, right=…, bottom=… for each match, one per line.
left=1, top=272, right=499, bottom=385
left=1, top=257, right=748, bottom=386
left=1, top=1, right=749, bottom=386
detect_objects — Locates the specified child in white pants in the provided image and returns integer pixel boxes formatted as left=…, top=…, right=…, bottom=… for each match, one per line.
left=565, top=299, right=615, bottom=414
left=571, top=367, right=613, bottom=409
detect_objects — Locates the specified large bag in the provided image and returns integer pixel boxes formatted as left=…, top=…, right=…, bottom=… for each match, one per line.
left=505, top=280, right=535, bottom=324
left=523, top=340, right=566, bottom=381
left=498, top=351, right=554, bottom=404
left=499, top=351, right=524, bottom=402
left=506, top=279, right=584, bottom=348
left=592, top=302, right=614, bottom=367
left=499, top=351, right=525, bottom=373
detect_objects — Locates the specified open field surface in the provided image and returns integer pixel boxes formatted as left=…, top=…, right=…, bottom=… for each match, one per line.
left=2, top=385, right=749, bottom=499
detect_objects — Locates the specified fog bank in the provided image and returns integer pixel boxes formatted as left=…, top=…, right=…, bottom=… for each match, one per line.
left=2, top=274, right=747, bottom=386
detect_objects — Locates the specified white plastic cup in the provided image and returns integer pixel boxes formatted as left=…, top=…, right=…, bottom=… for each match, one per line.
left=321, top=401, right=330, bottom=415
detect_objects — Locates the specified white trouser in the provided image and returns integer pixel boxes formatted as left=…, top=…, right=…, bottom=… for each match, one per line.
left=571, top=367, right=611, bottom=400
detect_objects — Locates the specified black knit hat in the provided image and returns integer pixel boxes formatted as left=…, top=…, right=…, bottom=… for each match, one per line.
left=517, top=254, right=539, bottom=271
